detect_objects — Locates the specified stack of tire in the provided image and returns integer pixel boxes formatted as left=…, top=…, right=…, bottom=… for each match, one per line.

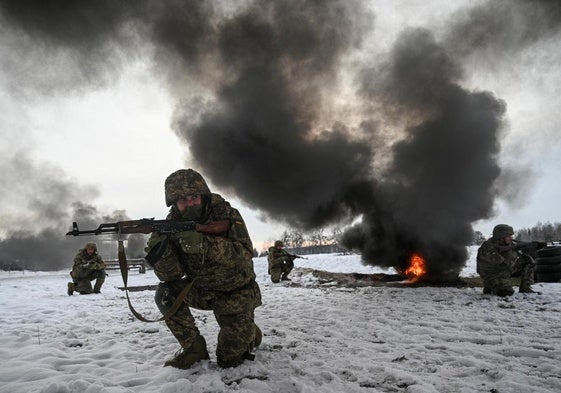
left=534, top=246, right=561, bottom=283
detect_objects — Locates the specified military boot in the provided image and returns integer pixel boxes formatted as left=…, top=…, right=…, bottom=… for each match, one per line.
left=519, top=285, right=539, bottom=294
left=253, top=324, right=262, bottom=349
left=519, top=277, right=537, bottom=293
left=67, top=282, right=75, bottom=296
left=93, top=281, right=103, bottom=294
left=164, top=335, right=209, bottom=369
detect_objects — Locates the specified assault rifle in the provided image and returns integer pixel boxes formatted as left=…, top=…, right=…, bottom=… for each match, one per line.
left=512, top=240, right=547, bottom=258
left=286, top=253, right=308, bottom=260
left=66, top=218, right=230, bottom=237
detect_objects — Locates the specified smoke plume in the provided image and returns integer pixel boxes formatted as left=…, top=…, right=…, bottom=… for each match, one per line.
left=342, top=29, right=505, bottom=279
left=1, top=0, right=559, bottom=277
left=0, top=154, right=144, bottom=270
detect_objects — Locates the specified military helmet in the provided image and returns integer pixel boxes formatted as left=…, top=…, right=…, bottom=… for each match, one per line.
left=274, top=240, right=283, bottom=247
left=85, top=242, right=97, bottom=251
left=492, top=224, right=514, bottom=240
left=165, top=169, right=211, bottom=207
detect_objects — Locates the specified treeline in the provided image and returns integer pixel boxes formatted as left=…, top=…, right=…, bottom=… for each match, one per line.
left=259, top=228, right=351, bottom=256
left=473, top=222, right=561, bottom=245
left=276, top=228, right=342, bottom=248
left=275, top=228, right=341, bottom=248
left=515, top=222, right=561, bottom=242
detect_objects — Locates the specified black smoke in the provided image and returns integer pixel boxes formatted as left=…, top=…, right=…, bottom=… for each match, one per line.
left=0, top=154, right=144, bottom=270
left=444, top=0, right=561, bottom=61
left=1, top=0, right=559, bottom=278
left=175, top=1, right=373, bottom=228
left=341, top=29, right=505, bottom=279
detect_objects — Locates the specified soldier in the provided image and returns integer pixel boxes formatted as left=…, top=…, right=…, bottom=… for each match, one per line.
left=476, top=224, right=536, bottom=296
left=267, top=240, right=294, bottom=283
left=67, top=242, right=106, bottom=295
left=145, top=169, right=262, bottom=369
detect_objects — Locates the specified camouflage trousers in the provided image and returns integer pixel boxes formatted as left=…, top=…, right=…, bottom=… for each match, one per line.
left=481, top=255, right=534, bottom=296
left=71, top=270, right=106, bottom=294
left=269, top=260, right=294, bottom=283
left=155, top=279, right=262, bottom=366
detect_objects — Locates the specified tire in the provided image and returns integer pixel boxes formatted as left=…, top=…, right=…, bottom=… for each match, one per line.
left=534, top=263, right=561, bottom=274
left=537, top=246, right=561, bottom=258
left=535, top=255, right=561, bottom=265
left=536, top=272, right=561, bottom=283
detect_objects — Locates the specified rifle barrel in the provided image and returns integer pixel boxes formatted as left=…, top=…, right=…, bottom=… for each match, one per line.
left=65, top=222, right=119, bottom=236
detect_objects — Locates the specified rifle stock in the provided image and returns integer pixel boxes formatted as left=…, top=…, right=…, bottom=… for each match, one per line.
left=195, top=220, right=231, bottom=234
left=512, top=240, right=547, bottom=258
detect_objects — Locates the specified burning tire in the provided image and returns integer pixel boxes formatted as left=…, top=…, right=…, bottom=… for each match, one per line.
left=536, top=272, right=561, bottom=283
left=536, top=246, right=561, bottom=258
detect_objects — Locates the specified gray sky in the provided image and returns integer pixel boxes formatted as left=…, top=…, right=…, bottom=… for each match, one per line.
left=1, top=0, right=560, bottom=268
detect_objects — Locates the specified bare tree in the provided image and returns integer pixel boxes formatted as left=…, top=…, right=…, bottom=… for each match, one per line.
left=308, top=228, right=328, bottom=246
left=473, top=230, right=486, bottom=245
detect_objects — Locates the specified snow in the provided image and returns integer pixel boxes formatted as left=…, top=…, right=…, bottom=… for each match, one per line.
left=1, top=246, right=560, bottom=393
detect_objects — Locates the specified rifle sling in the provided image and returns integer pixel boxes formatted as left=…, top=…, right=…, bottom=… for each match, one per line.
left=117, top=240, right=193, bottom=323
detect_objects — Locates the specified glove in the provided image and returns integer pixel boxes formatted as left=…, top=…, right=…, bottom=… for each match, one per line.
left=145, top=237, right=170, bottom=267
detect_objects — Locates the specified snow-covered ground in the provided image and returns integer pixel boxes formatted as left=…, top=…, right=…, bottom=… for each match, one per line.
left=1, top=246, right=560, bottom=393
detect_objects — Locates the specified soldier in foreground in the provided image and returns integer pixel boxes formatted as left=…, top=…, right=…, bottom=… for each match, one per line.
left=268, top=240, right=295, bottom=282
left=145, top=169, right=262, bottom=369
left=476, top=224, right=537, bottom=296
left=67, top=242, right=106, bottom=295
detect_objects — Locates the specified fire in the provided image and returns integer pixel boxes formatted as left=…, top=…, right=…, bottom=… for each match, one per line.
left=404, top=253, right=427, bottom=281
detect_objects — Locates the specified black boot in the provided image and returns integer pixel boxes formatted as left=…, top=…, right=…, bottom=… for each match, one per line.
left=67, top=282, right=75, bottom=296
left=519, top=286, right=539, bottom=294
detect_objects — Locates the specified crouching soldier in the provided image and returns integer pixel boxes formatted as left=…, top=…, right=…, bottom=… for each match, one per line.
left=476, top=224, right=536, bottom=296
left=267, top=240, right=294, bottom=282
left=68, top=242, right=106, bottom=295
left=145, top=169, right=262, bottom=369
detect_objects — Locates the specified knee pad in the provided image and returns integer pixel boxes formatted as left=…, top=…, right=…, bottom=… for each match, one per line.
left=155, top=282, right=176, bottom=314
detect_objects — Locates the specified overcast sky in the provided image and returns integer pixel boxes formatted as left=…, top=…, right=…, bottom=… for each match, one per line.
left=1, top=0, right=560, bottom=257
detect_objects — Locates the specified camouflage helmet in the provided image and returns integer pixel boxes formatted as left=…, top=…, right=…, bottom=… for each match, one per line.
left=85, top=242, right=97, bottom=251
left=274, top=240, right=284, bottom=247
left=165, top=169, right=211, bottom=207
left=492, top=224, right=514, bottom=240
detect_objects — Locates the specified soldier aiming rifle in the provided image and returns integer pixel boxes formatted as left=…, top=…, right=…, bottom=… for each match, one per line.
left=477, top=224, right=547, bottom=296
left=267, top=240, right=307, bottom=283
left=66, top=169, right=262, bottom=370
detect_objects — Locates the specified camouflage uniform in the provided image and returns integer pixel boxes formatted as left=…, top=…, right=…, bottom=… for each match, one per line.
left=476, top=224, right=535, bottom=296
left=146, top=169, right=262, bottom=369
left=68, top=242, right=106, bottom=295
left=268, top=240, right=294, bottom=283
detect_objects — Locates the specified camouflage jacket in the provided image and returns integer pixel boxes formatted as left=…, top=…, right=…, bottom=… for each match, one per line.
left=476, top=238, right=518, bottom=278
left=72, top=249, right=106, bottom=278
left=267, top=247, right=291, bottom=268
left=147, top=193, right=256, bottom=292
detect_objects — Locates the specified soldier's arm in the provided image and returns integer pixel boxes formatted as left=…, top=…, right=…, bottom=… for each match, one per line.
left=94, top=255, right=106, bottom=270
left=280, top=249, right=294, bottom=262
left=211, top=199, right=254, bottom=259
left=477, top=243, right=506, bottom=266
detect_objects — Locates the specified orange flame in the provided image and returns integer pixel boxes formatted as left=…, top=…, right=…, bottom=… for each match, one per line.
left=404, top=253, right=427, bottom=282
